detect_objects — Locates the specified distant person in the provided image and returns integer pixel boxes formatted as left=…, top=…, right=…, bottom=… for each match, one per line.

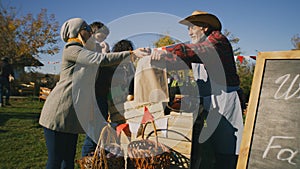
left=38, top=17, right=149, bottom=169
left=0, top=56, right=14, bottom=107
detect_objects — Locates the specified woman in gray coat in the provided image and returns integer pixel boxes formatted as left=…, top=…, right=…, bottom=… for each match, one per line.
left=39, top=17, right=148, bottom=169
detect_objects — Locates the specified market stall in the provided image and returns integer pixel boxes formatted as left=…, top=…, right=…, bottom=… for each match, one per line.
left=118, top=56, right=199, bottom=168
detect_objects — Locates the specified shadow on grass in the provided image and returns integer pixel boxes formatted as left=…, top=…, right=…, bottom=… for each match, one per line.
left=0, top=111, right=41, bottom=127
left=0, top=129, right=8, bottom=133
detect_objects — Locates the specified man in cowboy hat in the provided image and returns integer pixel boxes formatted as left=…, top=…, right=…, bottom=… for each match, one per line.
left=151, top=10, right=244, bottom=169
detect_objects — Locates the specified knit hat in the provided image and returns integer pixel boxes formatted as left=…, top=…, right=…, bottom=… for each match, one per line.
left=60, top=18, right=87, bottom=42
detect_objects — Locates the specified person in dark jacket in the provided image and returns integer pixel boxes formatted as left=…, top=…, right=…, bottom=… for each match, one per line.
left=0, top=56, right=14, bottom=107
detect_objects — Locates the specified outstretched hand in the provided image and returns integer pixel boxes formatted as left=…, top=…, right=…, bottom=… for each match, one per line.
left=100, top=41, right=110, bottom=53
left=150, top=49, right=168, bottom=60
left=132, top=48, right=151, bottom=58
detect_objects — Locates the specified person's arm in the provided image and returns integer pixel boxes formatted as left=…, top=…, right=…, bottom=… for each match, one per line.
left=100, top=41, right=110, bottom=53
left=150, top=42, right=204, bottom=67
left=152, top=31, right=227, bottom=65
left=66, top=44, right=149, bottom=67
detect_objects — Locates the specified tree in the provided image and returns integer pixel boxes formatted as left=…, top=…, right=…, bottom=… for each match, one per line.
left=291, top=34, right=300, bottom=49
left=0, top=4, right=60, bottom=65
left=236, top=58, right=254, bottom=103
left=153, top=35, right=178, bottom=48
left=223, top=29, right=241, bottom=56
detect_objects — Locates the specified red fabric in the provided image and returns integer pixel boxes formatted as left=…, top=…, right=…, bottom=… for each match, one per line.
left=237, top=55, right=244, bottom=63
left=141, top=106, right=154, bottom=124
left=116, top=123, right=131, bottom=137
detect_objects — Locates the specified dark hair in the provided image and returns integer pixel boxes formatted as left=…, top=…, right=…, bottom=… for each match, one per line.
left=90, top=21, right=110, bottom=35
left=112, top=39, right=134, bottom=52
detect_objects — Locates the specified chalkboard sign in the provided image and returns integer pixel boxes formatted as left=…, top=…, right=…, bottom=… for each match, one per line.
left=237, top=50, right=300, bottom=169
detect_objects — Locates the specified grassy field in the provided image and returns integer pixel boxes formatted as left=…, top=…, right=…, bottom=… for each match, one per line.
left=0, top=98, right=85, bottom=169
left=0, top=97, right=243, bottom=169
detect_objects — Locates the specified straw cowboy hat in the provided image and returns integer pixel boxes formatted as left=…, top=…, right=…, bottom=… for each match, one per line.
left=179, top=10, right=222, bottom=31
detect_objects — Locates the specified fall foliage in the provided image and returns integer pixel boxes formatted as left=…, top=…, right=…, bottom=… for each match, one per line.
left=0, top=4, right=60, bottom=65
left=153, top=35, right=178, bottom=47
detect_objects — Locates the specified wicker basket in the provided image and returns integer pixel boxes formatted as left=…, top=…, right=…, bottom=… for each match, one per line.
left=145, top=129, right=191, bottom=169
left=127, top=121, right=171, bottom=169
left=77, top=124, right=125, bottom=169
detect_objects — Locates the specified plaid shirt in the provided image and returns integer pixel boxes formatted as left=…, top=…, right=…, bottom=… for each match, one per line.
left=165, top=31, right=240, bottom=87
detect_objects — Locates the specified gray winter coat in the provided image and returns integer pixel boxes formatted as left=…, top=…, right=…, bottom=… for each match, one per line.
left=39, top=42, right=130, bottom=134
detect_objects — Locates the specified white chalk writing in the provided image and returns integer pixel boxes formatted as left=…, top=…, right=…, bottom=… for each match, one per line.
left=263, top=136, right=298, bottom=165
left=274, top=74, right=300, bottom=100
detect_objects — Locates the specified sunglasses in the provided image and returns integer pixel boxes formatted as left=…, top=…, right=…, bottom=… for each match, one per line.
left=80, top=25, right=92, bottom=33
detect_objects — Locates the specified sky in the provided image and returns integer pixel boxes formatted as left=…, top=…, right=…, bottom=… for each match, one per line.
left=3, top=0, right=300, bottom=74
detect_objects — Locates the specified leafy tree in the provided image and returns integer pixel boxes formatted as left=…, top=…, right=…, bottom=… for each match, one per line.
left=236, top=59, right=254, bottom=102
left=291, top=34, right=300, bottom=49
left=153, top=35, right=178, bottom=48
left=0, top=4, right=60, bottom=65
left=223, top=29, right=241, bottom=56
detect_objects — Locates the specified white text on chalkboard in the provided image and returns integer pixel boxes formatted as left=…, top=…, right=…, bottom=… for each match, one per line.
left=274, top=74, right=300, bottom=100
left=263, top=136, right=298, bottom=165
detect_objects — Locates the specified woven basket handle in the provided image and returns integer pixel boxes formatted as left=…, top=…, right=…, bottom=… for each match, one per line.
left=146, top=129, right=192, bottom=142
left=92, top=124, right=117, bottom=169
left=141, top=121, right=159, bottom=148
left=95, top=124, right=118, bottom=148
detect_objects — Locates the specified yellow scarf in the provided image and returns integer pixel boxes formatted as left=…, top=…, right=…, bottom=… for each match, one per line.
left=67, top=38, right=83, bottom=45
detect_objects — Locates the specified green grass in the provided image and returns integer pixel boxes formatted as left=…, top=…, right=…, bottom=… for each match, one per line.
left=0, top=98, right=244, bottom=169
left=0, top=98, right=85, bottom=169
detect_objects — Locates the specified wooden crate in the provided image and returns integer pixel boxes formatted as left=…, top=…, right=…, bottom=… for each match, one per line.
left=39, top=87, right=51, bottom=101
left=123, top=101, right=193, bottom=159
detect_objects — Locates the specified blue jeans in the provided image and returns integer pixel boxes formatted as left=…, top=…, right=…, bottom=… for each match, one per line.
left=81, top=135, right=97, bottom=157
left=43, top=127, right=78, bottom=169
